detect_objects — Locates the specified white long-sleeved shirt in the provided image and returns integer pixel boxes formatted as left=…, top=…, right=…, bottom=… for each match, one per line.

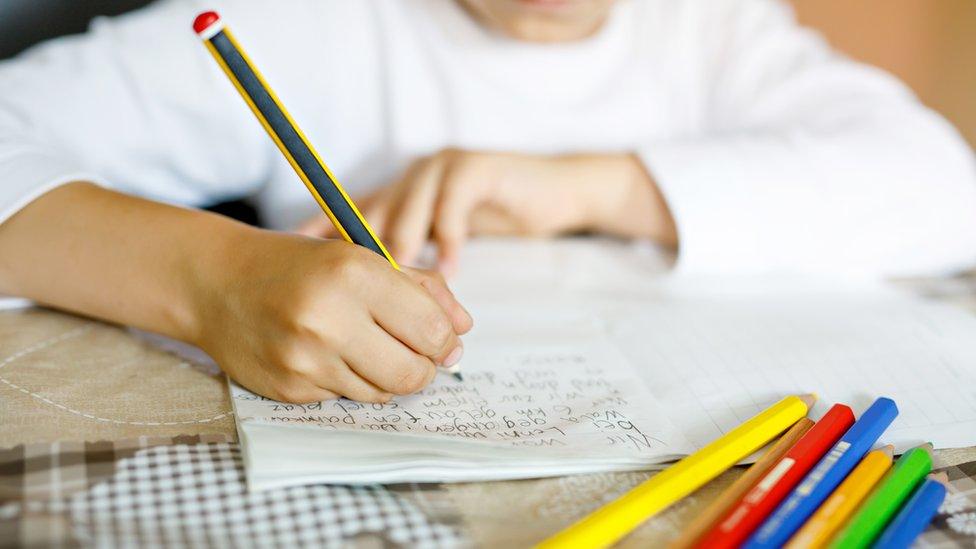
left=1, top=0, right=975, bottom=276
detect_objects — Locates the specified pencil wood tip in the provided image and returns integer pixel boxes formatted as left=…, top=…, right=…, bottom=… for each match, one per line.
left=929, top=472, right=949, bottom=486
left=881, top=445, right=895, bottom=457
left=798, top=393, right=817, bottom=408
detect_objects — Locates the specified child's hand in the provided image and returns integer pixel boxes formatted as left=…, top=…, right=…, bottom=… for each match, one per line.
left=296, top=150, right=676, bottom=275
left=194, top=230, right=473, bottom=403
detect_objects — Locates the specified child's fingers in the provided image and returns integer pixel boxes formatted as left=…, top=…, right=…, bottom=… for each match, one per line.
left=343, top=323, right=437, bottom=395
left=322, top=361, right=394, bottom=403
left=403, top=267, right=473, bottom=335
left=281, top=344, right=391, bottom=403
left=432, top=170, right=483, bottom=275
left=294, top=189, right=389, bottom=239
left=355, top=188, right=392, bottom=237
left=363, top=203, right=389, bottom=238
left=369, top=273, right=463, bottom=366
left=294, top=215, right=335, bottom=237
left=386, top=159, right=444, bottom=265
left=469, top=206, right=522, bottom=235
left=261, top=375, right=341, bottom=404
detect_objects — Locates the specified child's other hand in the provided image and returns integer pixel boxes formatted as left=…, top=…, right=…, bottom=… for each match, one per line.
left=194, top=230, right=472, bottom=403
left=295, top=150, right=676, bottom=276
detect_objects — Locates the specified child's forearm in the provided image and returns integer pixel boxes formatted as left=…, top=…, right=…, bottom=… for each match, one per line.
left=0, top=182, right=472, bottom=403
left=0, top=182, right=242, bottom=344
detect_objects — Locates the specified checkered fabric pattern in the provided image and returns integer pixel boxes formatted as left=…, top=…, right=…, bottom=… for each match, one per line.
left=2, top=438, right=975, bottom=548
left=917, top=460, right=976, bottom=548
left=69, top=443, right=464, bottom=548
left=0, top=434, right=233, bottom=502
left=1, top=440, right=466, bottom=548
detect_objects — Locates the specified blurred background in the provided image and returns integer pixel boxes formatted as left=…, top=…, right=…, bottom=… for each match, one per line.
left=1, top=0, right=973, bottom=151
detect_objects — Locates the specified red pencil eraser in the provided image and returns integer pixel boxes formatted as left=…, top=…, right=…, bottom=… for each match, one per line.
left=193, top=11, right=221, bottom=35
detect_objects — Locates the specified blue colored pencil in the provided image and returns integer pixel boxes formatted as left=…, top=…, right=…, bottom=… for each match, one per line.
left=742, top=397, right=899, bottom=549
left=873, top=474, right=948, bottom=549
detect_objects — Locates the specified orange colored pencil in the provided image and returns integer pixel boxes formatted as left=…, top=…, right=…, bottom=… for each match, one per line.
left=784, top=446, right=894, bottom=549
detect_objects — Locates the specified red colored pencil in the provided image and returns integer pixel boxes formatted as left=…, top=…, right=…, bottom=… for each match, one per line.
left=694, top=403, right=855, bottom=549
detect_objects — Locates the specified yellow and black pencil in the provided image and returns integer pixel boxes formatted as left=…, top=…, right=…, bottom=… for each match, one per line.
left=193, top=11, right=464, bottom=381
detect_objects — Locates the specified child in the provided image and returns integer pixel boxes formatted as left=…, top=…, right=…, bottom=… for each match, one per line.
left=0, top=0, right=974, bottom=402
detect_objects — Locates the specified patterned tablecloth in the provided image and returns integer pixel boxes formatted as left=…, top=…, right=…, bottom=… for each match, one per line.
left=2, top=272, right=976, bottom=548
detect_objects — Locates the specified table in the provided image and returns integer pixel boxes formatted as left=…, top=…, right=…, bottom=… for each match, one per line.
left=2, top=273, right=976, bottom=547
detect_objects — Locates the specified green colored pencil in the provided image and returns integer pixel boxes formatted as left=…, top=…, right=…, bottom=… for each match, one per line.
left=829, top=443, right=933, bottom=549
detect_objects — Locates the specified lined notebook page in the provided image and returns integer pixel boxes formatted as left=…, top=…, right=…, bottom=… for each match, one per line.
left=451, top=239, right=976, bottom=454
left=604, top=287, right=976, bottom=452
left=232, top=320, right=690, bottom=461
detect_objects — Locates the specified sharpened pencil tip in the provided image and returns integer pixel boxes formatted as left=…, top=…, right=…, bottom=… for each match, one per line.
left=929, top=472, right=949, bottom=486
left=452, top=372, right=463, bottom=382
left=799, top=393, right=817, bottom=408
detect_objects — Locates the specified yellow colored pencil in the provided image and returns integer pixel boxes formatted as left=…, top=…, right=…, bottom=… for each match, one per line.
left=537, top=394, right=816, bottom=549
left=784, top=446, right=895, bottom=549
left=668, top=418, right=815, bottom=549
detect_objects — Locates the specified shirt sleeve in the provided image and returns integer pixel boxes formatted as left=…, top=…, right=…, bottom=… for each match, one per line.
left=0, top=0, right=273, bottom=226
left=639, top=0, right=976, bottom=277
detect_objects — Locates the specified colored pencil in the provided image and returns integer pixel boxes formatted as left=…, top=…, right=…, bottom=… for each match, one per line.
left=742, top=397, right=899, bottom=549
left=191, top=11, right=465, bottom=380
left=829, top=443, right=933, bottom=548
left=784, top=446, right=894, bottom=549
left=695, top=404, right=855, bottom=548
left=668, top=418, right=815, bottom=549
left=873, top=472, right=949, bottom=549
left=538, top=394, right=815, bottom=549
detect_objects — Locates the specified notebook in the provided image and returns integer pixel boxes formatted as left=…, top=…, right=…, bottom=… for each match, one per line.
left=232, top=310, right=691, bottom=490
left=214, top=239, right=976, bottom=489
